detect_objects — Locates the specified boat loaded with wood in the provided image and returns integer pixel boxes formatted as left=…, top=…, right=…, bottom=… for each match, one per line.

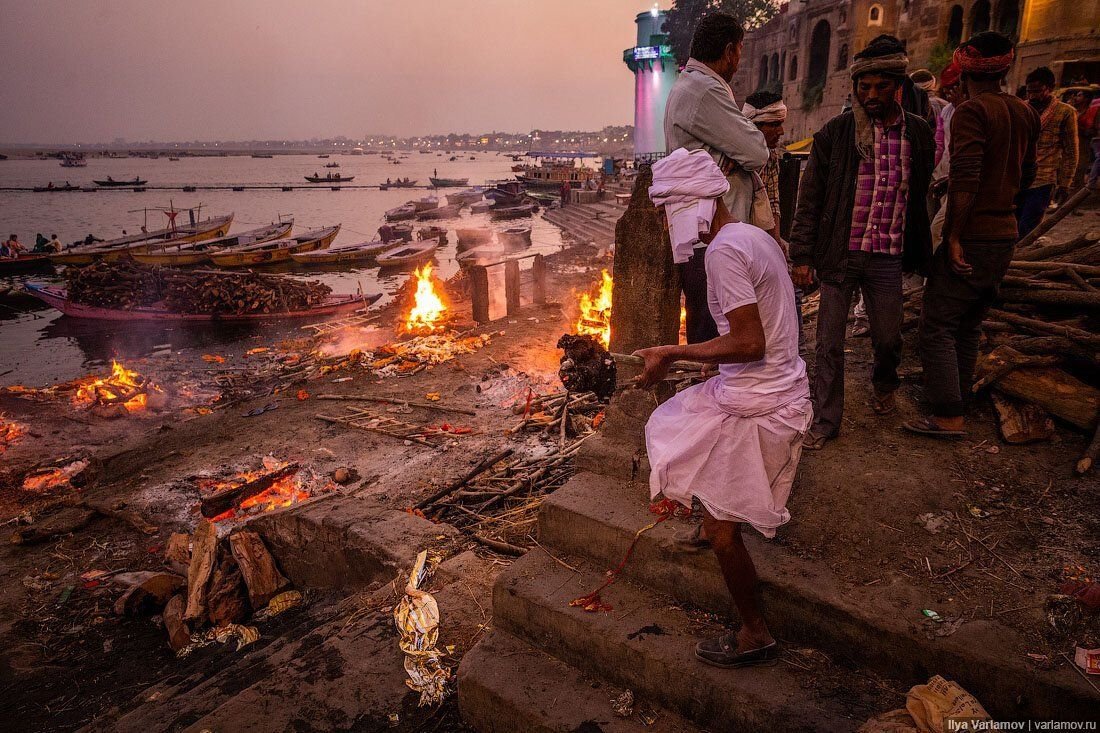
left=289, top=239, right=391, bottom=265
left=51, top=214, right=235, bottom=265
left=131, top=220, right=294, bottom=266
left=375, top=239, right=438, bottom=268
left=207, top=225, right=339, bottom=268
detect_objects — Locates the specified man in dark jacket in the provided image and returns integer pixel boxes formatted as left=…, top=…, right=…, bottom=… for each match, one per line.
left=790, top=36, right=934, bottom=449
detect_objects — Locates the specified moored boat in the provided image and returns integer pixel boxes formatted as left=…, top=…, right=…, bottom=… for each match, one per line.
left=456, top=227, right=493, bottom=250
left=429, top=176, right=469, bottom=188
left=469, top=200, right=493, bottom=214
left=51, top=214, right=235, bottom=265
left=132, top=220, right=293, bottom=266
left=94, top=177, right=147, bottom=187
left=208, top=225, right=340, bottom=268
left=384, top=204, right=418, bottom=222
left=289, top=240, right=391, bottom=265
left=416, top=204, right=461, bottom=221
left=378, top=223, right=414, bottom=243
left=375, top=239, right=439, bottom=268
left=0, top=254, right=55, bottom=275
left=515, top=157, right=596, bottom=189
left=497, top=225, right=532, bottom=249
left=417, top=226, right=447, bottom=243
left=447, top=188, right=485, bottom=206
left=410, top=196, right=440, bottom=213
left=489, top=202, right=537, bottom=221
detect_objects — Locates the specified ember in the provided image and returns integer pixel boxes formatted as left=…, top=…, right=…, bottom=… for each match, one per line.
left=404, top=264, right=447, bottom=333
left=576, top=269, right=613, bottom=349
left=72, top=360, right=164, bottom=412
left=22, top=459, right=89, bottom=493
left=199, top=458, right=330, bottom=522
left=0, top=414, right=27, bottom=453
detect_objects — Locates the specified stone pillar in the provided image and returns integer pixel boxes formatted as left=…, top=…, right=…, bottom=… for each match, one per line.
left=608, top=166, right=681, bottom=356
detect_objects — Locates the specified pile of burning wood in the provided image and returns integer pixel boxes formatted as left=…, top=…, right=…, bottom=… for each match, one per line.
left=66, top=261, right=331, bottom=314
left=2, top=360, right=165, bottom=417
left=0, top=414, right=26, bottom=453
left=196, top=458, right=332, bottom=523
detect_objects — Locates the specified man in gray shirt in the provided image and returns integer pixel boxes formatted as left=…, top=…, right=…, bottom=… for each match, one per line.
left=663, top=12, right=769, bottom=342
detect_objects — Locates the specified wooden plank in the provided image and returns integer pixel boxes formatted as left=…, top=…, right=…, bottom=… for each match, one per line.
left=505, top=259, right=521, bottom=315
left=184, top=520, right=218, bottom=621
left=470, top=265, right=489, bottom=323
left=229, top=531, right=289, bottom=608
left=977, top=346, right=1100, bottom=430
left=200, top=463, right=301, bottom=518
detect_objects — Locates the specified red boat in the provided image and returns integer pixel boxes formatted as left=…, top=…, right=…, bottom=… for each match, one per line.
left=24, top=284, right=380, bottom=322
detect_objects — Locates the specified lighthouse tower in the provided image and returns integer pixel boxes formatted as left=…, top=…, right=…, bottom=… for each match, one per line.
left=623, top=5, right=678, bottom=160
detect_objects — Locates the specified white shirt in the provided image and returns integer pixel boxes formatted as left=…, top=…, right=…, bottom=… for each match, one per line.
left=705, top=222, right=808, bottom=415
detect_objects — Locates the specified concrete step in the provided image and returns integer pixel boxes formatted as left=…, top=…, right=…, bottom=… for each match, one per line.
left=537, top=472, right=1098, bottom=720
left=458, top=629, right=700, bottom=733
left=491, top=551, right=883, bottom=732
left=543, top=208, right=617, bottom=241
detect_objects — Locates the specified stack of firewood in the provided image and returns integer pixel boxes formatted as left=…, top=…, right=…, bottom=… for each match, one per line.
left=65, top=262, right=331, bottom=314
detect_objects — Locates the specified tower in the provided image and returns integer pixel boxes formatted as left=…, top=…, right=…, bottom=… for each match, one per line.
left=623, top=5, right=678, bottom=160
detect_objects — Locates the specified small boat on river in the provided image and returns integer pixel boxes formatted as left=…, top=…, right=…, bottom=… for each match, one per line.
left=94, top=177, right=147, bottom=187
left=375, top=240, right=438, bottom=268
left=131, top=220, right=293, bottom=266
left=305, top=173, right=354, bottom=183
left=0, top=254, right=55, bottom=275
left=208, top=225, right=339, bottom=268
left=379, top=178, right=417, bottom=190
left=456, top=227, right=493, bottom=250
left=416, top=204, right=461, bottom=221
left=429, top=176, right=469, bottom=188
left=51, top=214, right=235, bottom=265
left=489, top=202, right=537, bottom=221
left=290, top=239, right=390, bottom=265
left=497, top=225, right=532, bottom=249
left=385, top=204, right=418, bottom=222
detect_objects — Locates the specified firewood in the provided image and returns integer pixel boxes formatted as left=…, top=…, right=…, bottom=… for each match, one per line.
left=976, top=347, right=1100, bottom=430
left=113, top=572, right=186, bottom=616
left=415, top=448, right=514, bottom=509
left=206, top=551, right=250, bottom=626
left=1075, top=422, right=1100, bottom=476
left=990, top=393, right=1054, bottom=444
left=184, top=519, right=218, bottom=621
left=985, top=309, right=1100, bottom=347
left=228, top=531, right=289, bottom=608
left=9, top=509, right=95, bottom=545
left=165, top=532, right=191, bottom=576
left=998, top=288, right=1100, bottom=308
left=1009, top=260, right=1100, bottom=277
left=1014, top=186, right=1095, bottom=249
left=199, top=462, right=300, bottom=518
left=163, top=594, right=191, bottom=651
left=1015, top=230, right=1099, bottom=262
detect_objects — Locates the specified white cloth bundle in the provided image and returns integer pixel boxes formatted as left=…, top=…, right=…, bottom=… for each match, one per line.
left=649, top=148, right=730, bottom=264
left=742, top=100, right=788, bottom=123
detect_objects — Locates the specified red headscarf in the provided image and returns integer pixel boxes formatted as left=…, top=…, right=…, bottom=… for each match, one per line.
left=939, top=61, right=961, bottom=88
left=953, top=44, right=1013, bottom=75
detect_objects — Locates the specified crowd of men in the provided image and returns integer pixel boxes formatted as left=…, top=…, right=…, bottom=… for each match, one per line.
left=632, top=13, right=1078, bottom=669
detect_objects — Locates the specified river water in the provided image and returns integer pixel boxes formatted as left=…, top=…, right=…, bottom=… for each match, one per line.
left=0, top=153, right=572, bottom=385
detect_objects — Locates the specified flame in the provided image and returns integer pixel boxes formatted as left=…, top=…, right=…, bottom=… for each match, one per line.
left=1, top=415, right=27, bottom=453
left=22, top=459, right=88, bottom=493
left=72, top=360, right=161, bottom=411
left=679, top=305, right=687, bottom=343
left=202, top=461, right=322, bottom=523
left=576, top=269, right=613, bottom=348
left=404, top=264, right=447, bottom=333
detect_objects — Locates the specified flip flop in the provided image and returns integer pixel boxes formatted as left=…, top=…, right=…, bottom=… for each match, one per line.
left=696, top=635, right=778, bottom=669
left=802, top=432, right=830, bottom=450
left=871, top=392, right=897, bottom=416
left=242, top=402, right=279, bottom=418
left=902, top=418, right=966, bottom=438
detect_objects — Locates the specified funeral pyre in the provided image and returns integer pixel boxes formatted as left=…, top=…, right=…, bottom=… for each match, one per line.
left=66, top=260, right=331, bottom=314
left=0, top=413, right=27, bottom=453
left=2, top=360, right=165, bottom=416
left=575, top=268, right=613, bottom=349
left=195, top=457, right=335, bottom=523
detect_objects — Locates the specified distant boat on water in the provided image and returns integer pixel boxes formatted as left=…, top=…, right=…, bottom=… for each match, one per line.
left=429, top=176, right=469, bottom=188
left=379, top=178, right=417, bottom=190
left=94, top=177, right=147, bottom=187
left=252, top=153, right=274, bottom=158
left=305, top=173, right=354, bottom=183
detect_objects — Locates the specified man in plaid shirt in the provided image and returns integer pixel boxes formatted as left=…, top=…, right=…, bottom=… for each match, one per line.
left=1016, top=66, right=1078, bottom=239
left=790, top=36, right=935, bottom=449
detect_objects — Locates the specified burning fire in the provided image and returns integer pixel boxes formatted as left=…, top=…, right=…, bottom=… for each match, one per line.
left=576, top=269, right=613, bottom=349
left=202, top=460, right=325, bottom=523
left=1, top=415, right=27, bottom=453
left=73, top=360, right=162, bottom=411
left=22, top=459, right=88, bottom=493
left=404, top=264, right=446, bottom=333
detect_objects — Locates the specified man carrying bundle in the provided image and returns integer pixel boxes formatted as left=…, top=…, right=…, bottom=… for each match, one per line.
left=635, top=148, right=810, bottom=668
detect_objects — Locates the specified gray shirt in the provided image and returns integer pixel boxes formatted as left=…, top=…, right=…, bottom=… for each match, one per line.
left=664, top=65, right=769, bottom=222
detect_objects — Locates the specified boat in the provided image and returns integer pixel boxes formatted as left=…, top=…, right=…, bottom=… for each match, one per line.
left=208, top=225, right=340, bottom=268
left=52, top=214, right=235, bottom=265
left=94, top=177, right=147, bottom=187
left=511, top=164, right=528, bottom=173
left=447, top=188, right=485, bottom=206
left=251, top=153, right=274, bottom=158
left=323, top=162, right=340, bottom=168
left=289, top=239, right=391, bottom=265
left=0, top=254, right=55, bottom=275
left=378, top=223, right=413, bottom=243
left=456, top=245, right=507, bottom=267
left=527, top=191, right=558, bottom=206
left=469, top=200, right=493, bottom=214
left=456, top=227, right=493, bottom=250
left=417, top=226, right=447, bottom=243
left=60, top=154, right=87, bottom=168
left=168, top=156, right=181, bottom=162
left=490, top=202, right=538, bottom=221
left=416, top=204, right=461, bottom=221
left=33, top=184, right=81, bottom=192
left=305, top=173, right=354, bottom=183
left=375, top=240, right=438, bottom=268
left=485, top=181, right=527, bottom=205
left=429, top=176, right=469, bottom=188
left=384, top=204, right=418, bottom=222
left=378, top=178, right=417, bottom=190
left=24, top=283, right=379, bottom=322
left=131, top=220, right=294, bottom=266
left=516, top=157, right=597, bottom=189
left=497, top=225, right=532, bottom=249
left=317, top=154, right=330, bottom=159
left=410, top=196, right=439, bottom=213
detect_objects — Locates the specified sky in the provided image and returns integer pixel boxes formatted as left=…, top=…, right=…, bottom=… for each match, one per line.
left=0, top=0, right=659, bottom=144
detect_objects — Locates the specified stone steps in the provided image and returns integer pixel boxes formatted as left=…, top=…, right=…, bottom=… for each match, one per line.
left=536, top=472, right=1097, bottom=721
left=542, top=203, right=621, bottom=247
left=458, top=629, right=699, bottom=733
left=489, top=551, right=873, bottom=732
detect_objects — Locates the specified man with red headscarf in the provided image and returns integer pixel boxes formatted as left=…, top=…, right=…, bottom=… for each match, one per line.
left=906, top=32, right=1040, bottom=438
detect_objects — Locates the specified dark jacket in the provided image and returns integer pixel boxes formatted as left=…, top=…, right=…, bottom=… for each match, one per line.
left=790, top=110, right=935, bottom=284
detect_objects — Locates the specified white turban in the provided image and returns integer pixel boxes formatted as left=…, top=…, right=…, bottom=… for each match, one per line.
left=743, top=100, right=788, bottom=124
left=649, top=148, right=730, bottom=264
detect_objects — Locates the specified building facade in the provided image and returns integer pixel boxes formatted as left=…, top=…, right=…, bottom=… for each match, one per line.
left=732, top=0, right=1100, bottom=142
left=624, top=7, right=679, bottom=158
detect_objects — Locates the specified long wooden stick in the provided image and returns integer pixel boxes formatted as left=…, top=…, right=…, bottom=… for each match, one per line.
left=985, top=309, right=1100, bottom=347
left=1015, top=187, right=1095, bottom=249
left=316, top=414, right=436, bottom=447
left=612, top=353, right=707, bottom=372
left=415, top=448, right=514, bottom=509
left=316, top=394, right=476, bottom=416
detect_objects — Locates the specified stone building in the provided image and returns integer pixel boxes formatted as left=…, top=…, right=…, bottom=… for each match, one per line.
left=732, top=0, right=1100, bottom=142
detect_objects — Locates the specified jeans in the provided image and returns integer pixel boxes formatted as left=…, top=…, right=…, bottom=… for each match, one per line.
left=918, top=240, right=1015, bottom=417
left=678, top=248, right=719, bottom=344
left=1015, top=184, right=1054, bottom=241
left=811, top=252, right=904, bottom=437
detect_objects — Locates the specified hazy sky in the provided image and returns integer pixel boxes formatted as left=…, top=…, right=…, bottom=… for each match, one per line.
left=0, top=0, right=658, bottom=143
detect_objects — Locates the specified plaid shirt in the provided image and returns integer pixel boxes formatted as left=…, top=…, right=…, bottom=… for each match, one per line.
left=762, top=148, right=782, bottom=226
left=849, top=114, right=910, bottom=255
left=1033, top=100, right=1078, bottom=189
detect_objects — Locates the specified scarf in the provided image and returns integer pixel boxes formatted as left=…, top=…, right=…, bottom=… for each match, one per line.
left=850, top=52, right=909, bottom=159
left=953, top=44, right=1014, bottom=75
left=743, top=100, right=788, bottom=123
left=649, top=148, right=730, bottom=264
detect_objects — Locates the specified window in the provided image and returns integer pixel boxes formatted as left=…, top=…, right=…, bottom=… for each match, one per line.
left=996, top=0, right=1020, bottom=38
left=770, top=53, right=780, bottom=84
left=789, top=55, right=798, bottom=81
left=971, top=0, right=991, bottom=34
left=808, top=21, right=831, bottom=88
left=759, top=56, right=769, bottom=89
left=869, top=4, right=883, bottom=26
left=837, top=43, right=849, bottom=71
left=946, top=5, right=963, bottom=46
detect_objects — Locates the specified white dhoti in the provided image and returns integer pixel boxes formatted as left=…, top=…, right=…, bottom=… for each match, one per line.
left=645, top=377, right=812, bottom=538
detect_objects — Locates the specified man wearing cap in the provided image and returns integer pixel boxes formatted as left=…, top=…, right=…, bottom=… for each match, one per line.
left=637, top=147, right=810, bottom=669
left=906, top=32, right=1039, bottom=438
left=790, top=36, right=935, bottom=450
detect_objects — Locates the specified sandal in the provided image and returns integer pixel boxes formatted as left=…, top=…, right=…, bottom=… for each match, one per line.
left=902, top=418, right=966, bottom=438
left=802, top=432, right=830, bottom=450
left=696, top=634, right=778, bottom=669
left=871, top=391, right=897, bottom=416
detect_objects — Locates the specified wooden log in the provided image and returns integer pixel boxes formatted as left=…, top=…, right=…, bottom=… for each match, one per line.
left=316, top=394, right=476, bottom=416
left=985, top=309, right=1100, bottom=347
left=199, top=462, right=300, bottom=518
left=1015, top=231, right=1099, bottom=263
left=164, top=532, right=191, bottom=576
left=976, top=346, right=1100, bottom=430
left=416, top=448, right=514, bottom=509
left=1075, top=422, right=1100, bottom=476
left=990, top=393, right=1054, bottom=444
left=470, top=265, right=490, bottom=323
left=532, top=254, right=547, bottom=304
left=472, top=532, right=526, bottom=556
left=206, top=551, right=250, bottom=626
left=504, top=259, right=521, bottom=315
left=316, top=414, right=436, bottom=447
left=184, top=519, right=218, bottom=621
left=611, top=353, right=707, bottom=372
left=163, top=594, right=191, bottom=651
left=1014, top=187, right=1096, bottom=249
left=998, top=288, right=1100, bottom=308
left=113, top=572, right=186, bottom=616
left=9, top=509, right=95, bottom=545
left=229, top=531, right=289, bottom=608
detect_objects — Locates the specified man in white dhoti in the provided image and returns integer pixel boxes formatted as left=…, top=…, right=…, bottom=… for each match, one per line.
left=635, top=150, right=812, bottom=668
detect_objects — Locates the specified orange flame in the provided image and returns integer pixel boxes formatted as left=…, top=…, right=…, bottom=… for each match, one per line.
left=21, top=459, right=88, bottom=493
left=404, top=264, right=447, bottom=333
left=576, top=269, right=613, bottom=348
left=1, top=415, right=27, bottom=453
left=202, top=461, right=322, bottom=523
left=72, top=360, right=161, bottom=411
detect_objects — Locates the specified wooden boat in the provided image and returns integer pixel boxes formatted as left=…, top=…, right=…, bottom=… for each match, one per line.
left=290, top=240, right=390, bottom=265
left=0, top=254, right=55, bottom=275
left=469, top=200, right=493, bottom=214
left=416, top=204, right=461, bottom=221
left=208, top=225, right=339, bottom=268
left=498, top=225, right=532, bottom=249
left=456, top=245, right=507, bottom=267
left=384, top=204, right=418, bottom=222
left=317, top=154, right=330, bottom=158
left=168, top=156, right=181, bottom=162
left=378, top=223, right=413, bottom=243
left=94, top=177, right=147, bottom=187
left=447, top=188, right=485, bottom=206
left=417, top=226, right=447, bottom=243
left=490, top=202, right=537, bottom=221
left=251, top=153, right=274, bottom=158
left=410, top=196, right=439, bottom=213
left=378, top=178, right=417, bottom=190
left=132, top=220, right=294, bottom=266
left=429, top=177, right=469, bottom=188
left=52, top=214, right=234, bottom=265
left=375, top=239, right=438, bottom=268
left=305, top=173, right=354, bottom=183
left=25, top=284, right=380, bottom=322
left=516, top=158, right=596, bottom=189
left=323, top=162, right=340, bottom=168
left=33, top=184, right=80, bottom=192
left=456, top=227, right=493, bottom=250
